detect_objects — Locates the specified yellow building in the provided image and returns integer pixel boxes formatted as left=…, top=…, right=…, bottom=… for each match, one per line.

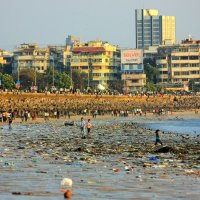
left=162, top=16, right=176, bottom=45
left=70, top=40, right=120, bottom=87
left=0, top=50, right=6, bottom=65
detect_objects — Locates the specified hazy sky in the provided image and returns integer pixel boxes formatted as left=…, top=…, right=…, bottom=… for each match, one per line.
left=0, top=0, right=199, bottom=50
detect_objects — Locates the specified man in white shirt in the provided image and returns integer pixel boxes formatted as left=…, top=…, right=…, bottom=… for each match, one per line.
left=80, top=117, right=86, bottom=139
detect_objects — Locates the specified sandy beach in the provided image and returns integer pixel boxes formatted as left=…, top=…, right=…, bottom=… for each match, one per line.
left=0, top=113, right=200, bottom=199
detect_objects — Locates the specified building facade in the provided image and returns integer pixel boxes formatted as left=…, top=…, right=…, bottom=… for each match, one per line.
left=0, top=50, right=13, bottom=74
left=12, top=43, right=49, bottom=74
left=0, top=50, right=7, bottom=65
left=70, top=40, right=121, bottom=87
left=135, top=9, right=175, bottom=48
left=156, top=37, right=200, bottom=90
left=121, top=49, right=146, bottom=92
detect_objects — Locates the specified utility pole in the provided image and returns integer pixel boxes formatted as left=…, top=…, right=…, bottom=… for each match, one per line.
left=88, top=58, right=92, bottom=89
left=53, top=56, right=55, bottom=87
left=34, top=56, right=37, bottom=86
left=17, top=58, right=20, bottom=82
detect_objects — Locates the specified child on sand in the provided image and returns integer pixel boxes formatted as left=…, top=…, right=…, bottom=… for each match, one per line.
left=8, top=117, right=12, bottom=129
left=86, top=119, right=92, bottom=138
left=154, top=129, right=163, bottom=146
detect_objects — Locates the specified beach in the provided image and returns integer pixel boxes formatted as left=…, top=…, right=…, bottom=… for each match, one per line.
left=0, top=113, right=200, bottom=199
left=1, top=93, right=200, bottom=117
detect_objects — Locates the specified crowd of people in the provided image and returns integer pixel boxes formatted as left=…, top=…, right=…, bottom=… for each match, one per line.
left=0, top=93, right=200, bottom=123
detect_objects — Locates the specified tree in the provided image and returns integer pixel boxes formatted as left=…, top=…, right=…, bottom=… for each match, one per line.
left=42, top=67, right=72, bottom=90
left=13, top=69, right=35, bottom=90
left=57, top=73, right=71, bottom=88
left=189, top=79, right=200, bottom=92
left=107, top=80, right=124, bottom=93
left=72, top=70, right=87, bottom=91
left=145, top=82, right=162, bottom=92
left=143, top=58, right=159, bottom=84
left=0, top=73, right=15, bottom=89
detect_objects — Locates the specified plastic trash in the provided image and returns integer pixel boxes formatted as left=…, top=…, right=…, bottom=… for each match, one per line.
left=64, top=190, right=72, bottom=198
left=113, top=169, right=120, bottom=172
left=18, top=144, right=25, bottom=149
left=65, top=163, right=82, bottom=167
left=149, top=157, right=157, bottom=161
left=60, top=178, right=73, bottom=187
left=4, top=161, right=15, bottom=166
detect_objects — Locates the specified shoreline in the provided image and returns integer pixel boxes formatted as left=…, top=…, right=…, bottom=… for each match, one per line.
left=2, top=109, right=199, bottom=125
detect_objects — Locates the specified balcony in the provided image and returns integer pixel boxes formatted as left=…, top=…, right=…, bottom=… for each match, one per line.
left=171, top=52, right=200, bottom=56
left=121, top=73, right=146, bottom=80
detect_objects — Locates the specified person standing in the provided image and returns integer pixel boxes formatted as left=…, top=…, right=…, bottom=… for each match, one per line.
left=80, top=117, right=86, bottom=139
left=154, top=129, right=163, bottom=146
left=8, top=117, right=13, bottom=129
left=86, top=119, right=92, bottom=138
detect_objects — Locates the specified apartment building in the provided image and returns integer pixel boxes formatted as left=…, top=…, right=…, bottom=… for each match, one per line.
left=121, top=49, right=146, bottom=92
left=156, top=37, right=200, bottom=90
left=12, top=43, right=49, bottom=74
left=0, top=50, right=7, bottom=65
left=70, top=40, right=121, bottom=87
left=48, top=45, right=65, bottom=72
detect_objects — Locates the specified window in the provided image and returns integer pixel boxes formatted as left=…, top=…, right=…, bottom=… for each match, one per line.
left=174, top=72, right=180, bottom=75
left=180, top=56, right=188, bottom=60
left=189, top=56, right=198, bottom=60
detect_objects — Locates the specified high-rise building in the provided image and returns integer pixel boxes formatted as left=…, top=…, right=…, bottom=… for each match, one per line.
left=135, top=9, right=175, bottom=48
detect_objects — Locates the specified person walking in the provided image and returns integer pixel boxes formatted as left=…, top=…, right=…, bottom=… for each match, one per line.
left=154, top=129, right=163, bottom=146
left=80, top=117, right=86, bottom=139
left=86, top=119, right=92, bottom=138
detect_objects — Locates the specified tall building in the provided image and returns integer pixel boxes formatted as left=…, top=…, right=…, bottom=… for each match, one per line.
left=64, top=35, right=81, bottom=75
left=135, top=9, right=175, bottom=48
left=70, top=40, right=121, bottom=87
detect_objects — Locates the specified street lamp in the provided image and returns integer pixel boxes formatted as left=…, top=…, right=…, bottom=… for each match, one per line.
left=123, top=69, right=126, bottom=94
left=70, top=64, right=73, bottom=88
left=52, top=57, right=55, bottom=87
left=88, top=58, right=92, bottom=89
left=17, top=58, right=20, bottom=82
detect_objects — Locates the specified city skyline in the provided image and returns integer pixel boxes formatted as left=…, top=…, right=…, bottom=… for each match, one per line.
left=0, top=0, right=199, bottom=50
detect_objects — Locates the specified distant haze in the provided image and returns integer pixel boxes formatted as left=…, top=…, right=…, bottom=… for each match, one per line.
left=0, top=0, right=199, bottom=50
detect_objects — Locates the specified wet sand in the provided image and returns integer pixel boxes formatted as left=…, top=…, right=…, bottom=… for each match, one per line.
left=0, top=115, right=200, bottom=200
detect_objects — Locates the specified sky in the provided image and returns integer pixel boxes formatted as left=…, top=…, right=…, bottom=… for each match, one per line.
left=0, top=0, right=199, bottom=50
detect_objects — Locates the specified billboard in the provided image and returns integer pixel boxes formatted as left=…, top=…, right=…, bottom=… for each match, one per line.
left=121, top=49, right=143, bottom=64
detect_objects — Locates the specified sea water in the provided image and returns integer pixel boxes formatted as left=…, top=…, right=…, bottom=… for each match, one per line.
left=144, top=119, right=200, bottom=135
